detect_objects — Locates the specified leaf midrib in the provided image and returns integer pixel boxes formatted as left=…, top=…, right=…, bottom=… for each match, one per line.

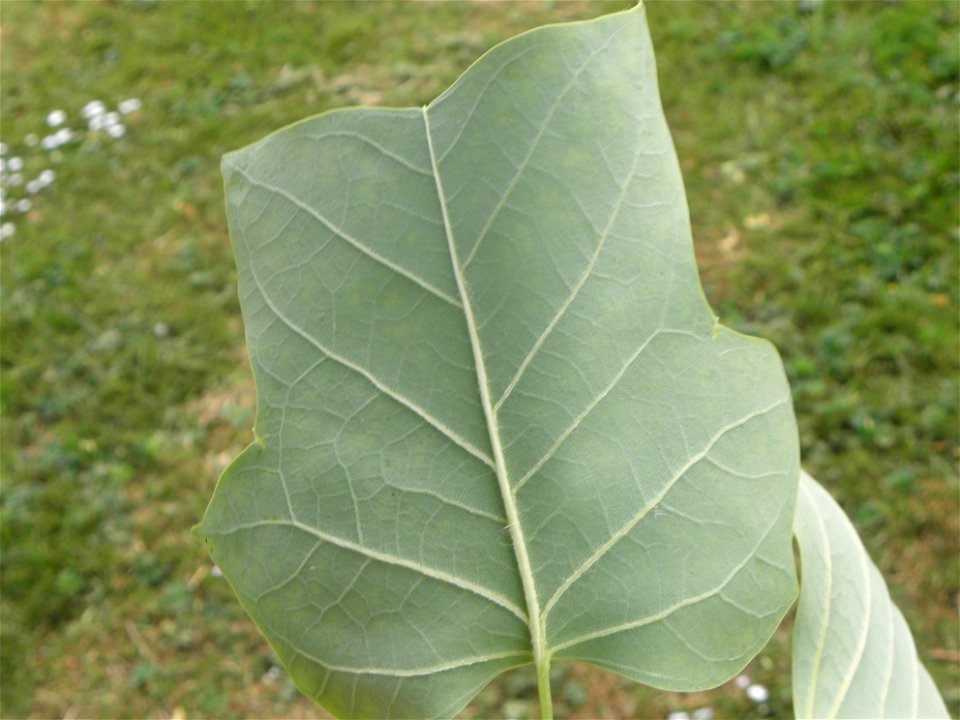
left=421, top=105, right=549, bottom=676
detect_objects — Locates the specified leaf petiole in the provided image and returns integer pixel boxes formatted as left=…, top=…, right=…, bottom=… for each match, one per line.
left=536, top=652, right=553, bottom=720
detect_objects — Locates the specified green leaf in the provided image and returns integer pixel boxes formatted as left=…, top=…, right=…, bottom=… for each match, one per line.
left=195, top=5, right=800, bottom=718
left=792, top=471, right=949, bottom=719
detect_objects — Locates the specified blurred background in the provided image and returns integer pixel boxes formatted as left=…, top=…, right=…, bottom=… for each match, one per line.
left=1, top=1, right=957, bottom=718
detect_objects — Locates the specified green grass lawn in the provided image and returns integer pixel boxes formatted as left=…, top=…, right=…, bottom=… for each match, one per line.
left=2, top=2, right=956, bottom=718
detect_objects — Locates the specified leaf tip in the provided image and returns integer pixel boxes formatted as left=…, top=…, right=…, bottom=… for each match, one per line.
left=190, top=521, right=207, bottom=544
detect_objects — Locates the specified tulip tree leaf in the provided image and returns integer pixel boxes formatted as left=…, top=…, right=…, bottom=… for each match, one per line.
left=792, top=472, right=949, bottom=719
left=195, top=5, right=801, bottom=718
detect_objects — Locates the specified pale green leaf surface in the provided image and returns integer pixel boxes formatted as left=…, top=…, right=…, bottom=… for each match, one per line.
left=196, top=6, right=800, bottom=717
left=793, top=472, right=949, bottom=719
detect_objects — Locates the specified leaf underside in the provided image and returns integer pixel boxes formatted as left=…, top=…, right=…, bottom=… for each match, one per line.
left=196, top=6, right=801, bottom=718
left=793, top=472, right=949, bottom=719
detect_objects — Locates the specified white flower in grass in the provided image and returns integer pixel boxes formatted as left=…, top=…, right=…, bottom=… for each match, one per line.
left=734, top=674, right=750, bottom=689
left=7, top=156, right=23, bottom=172
left=0, top=200, right=6, bottom=217
left=15, top=198, right=31, bottom=213
left=26, top=180, right=42, bottom=195
left=88, top=115, right=105, bottom=132
left=0, top=222, right=15, bottom=240
left=118, top=98, right=142, bottom=114
left=41, top=128, right=73, bottom=150
left=746, top=683, right=769, bottom=703
left=667, top=712, right=690, bottom=720
left=81, top=100, right=106, bottom=118
left=103, top=111, right=120, bottom=127
left=39, top=169, right=55, bottom=186
left=47, top=109, right=67, bottom=127
left=260, top=666, right=282, bottom=685
left=692, top=708, right=714, bottom=720
left=6, top=173, right=23, bottom=187
left=107, top=123, right=126, bottom=139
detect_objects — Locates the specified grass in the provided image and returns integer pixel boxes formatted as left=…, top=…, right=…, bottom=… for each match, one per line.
left=1, top=1, right=956, bottom=718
